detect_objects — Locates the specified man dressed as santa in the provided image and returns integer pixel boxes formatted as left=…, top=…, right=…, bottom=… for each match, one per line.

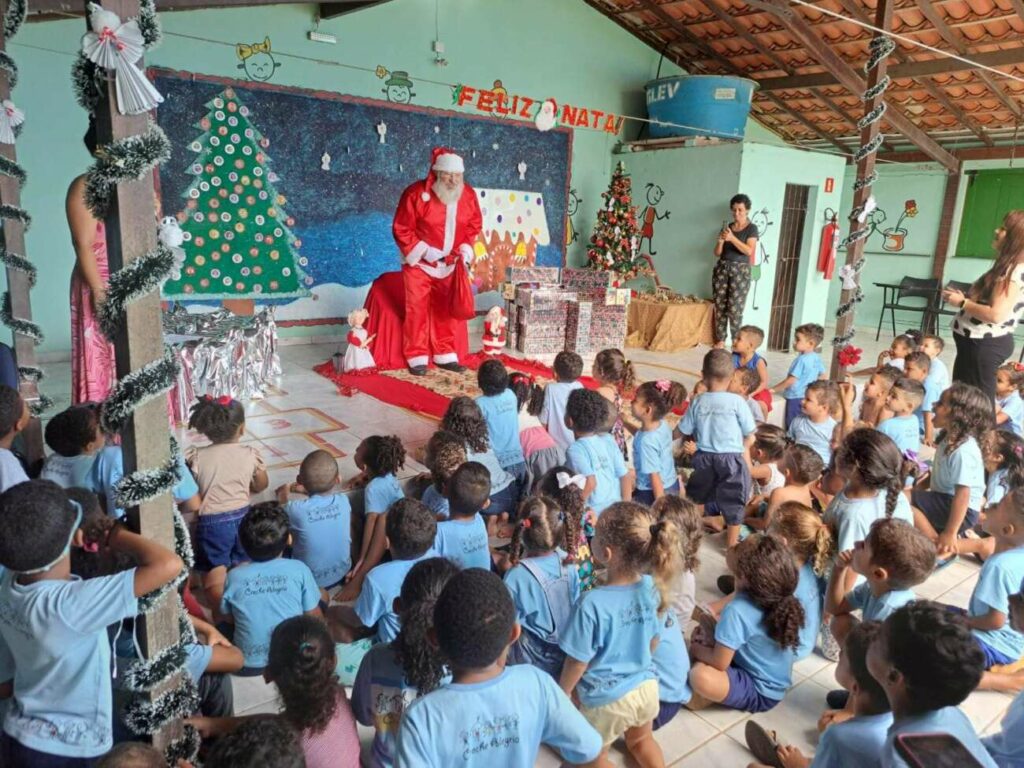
left=391, top=147, right=483, bottom=375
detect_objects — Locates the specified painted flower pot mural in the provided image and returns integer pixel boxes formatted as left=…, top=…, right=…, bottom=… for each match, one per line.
left=882, top=199, right=918, bottom=252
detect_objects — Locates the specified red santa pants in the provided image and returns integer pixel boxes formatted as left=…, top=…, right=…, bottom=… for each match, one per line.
left=402, top=264, right=460, bottom=368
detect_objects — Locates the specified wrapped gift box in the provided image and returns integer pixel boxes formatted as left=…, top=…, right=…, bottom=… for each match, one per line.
left=507, top=266, right=561, bottom=285
left=561, top=267, right=614, bottom=290
left=566, top=301, right=594, bottom=354
left=515, top=286, right=578, bottom=312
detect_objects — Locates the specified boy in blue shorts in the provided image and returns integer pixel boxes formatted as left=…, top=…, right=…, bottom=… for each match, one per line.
left=277, top=449, right=352, bottom=591
left=772, top=323, right=826, bottom=430
left=0, top=480, right=183, bottom=765
left=679, top=348, right=755, bottom=548
left=331, top=498, right=437, bottom=644
left=434, top=461, right=492, bottom=570
left=867, top=602, right=997, bottom=768
left=396, top=569, right=602, bottom=767
left=220, top=503, right=322, bottom=674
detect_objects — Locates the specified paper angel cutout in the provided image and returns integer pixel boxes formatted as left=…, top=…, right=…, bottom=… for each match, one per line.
left=321, top=151, right=331, bottom=171
left=517, top=161, right=527, bottom=181
left=81, top=3, right=163, bottom=116
left=376, top=121, right=387, bottom=144
left=158, top=216, right=186, bottom=281
left=856, top=195, right=877, bottom=224
left=838, top=263, right=860, bottom=291
left=0, top=100, right=24, bottom=145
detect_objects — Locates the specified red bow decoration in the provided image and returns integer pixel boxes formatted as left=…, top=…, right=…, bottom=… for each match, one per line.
left=837, top=345, right=863, bottom=367
left=522, top=519, right=532, bottom=529
left=1014, top=363, right=1024, bottom=373
left=510, top=372, right=534, bottom=388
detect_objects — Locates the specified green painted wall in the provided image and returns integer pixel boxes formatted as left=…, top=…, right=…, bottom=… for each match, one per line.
left=12, top=0, right=694, bottom=355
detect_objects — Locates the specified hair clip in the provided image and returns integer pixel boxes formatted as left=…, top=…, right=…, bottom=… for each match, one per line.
left=522, top=519, right=532, bottom=529
left=655, top=379, right=671, bottom=393
left=1015, top=444, right=1024, bottom=457
left=299, top=641, right=314, bottom=652
left=1014, top=363, right=1024, bottom=373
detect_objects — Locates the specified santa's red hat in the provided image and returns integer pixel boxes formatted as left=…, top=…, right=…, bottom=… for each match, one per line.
left=422, top=146, right=465, bottom=202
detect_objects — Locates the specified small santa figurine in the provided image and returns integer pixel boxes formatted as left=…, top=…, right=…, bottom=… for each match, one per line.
left=343, top=308, right=376, bottom=372
left=481, top=305, right=507, bottom=356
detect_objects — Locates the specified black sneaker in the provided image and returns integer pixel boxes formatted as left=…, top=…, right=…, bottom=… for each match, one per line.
left=717, top=574, right=735, bottom=595
left=437, top=362, right=467, bottom=373
left=408, top=365, right=428, bottom=376
left=826, top=689, right=849, bottom=710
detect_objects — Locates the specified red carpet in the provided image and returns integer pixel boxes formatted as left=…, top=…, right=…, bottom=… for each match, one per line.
left=313, top=352, right=599, bottom=419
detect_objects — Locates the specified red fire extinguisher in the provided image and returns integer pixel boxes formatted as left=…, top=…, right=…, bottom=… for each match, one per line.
left=818, top=211, right=840, bottom=280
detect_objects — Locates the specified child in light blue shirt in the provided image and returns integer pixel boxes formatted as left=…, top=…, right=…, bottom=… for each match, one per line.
left=679, top=349, right=755, bottom=548
left=878, top=378, right=924, bottom=455
left=221, top=504, right=322, bottom=671
left=565, top=389, right=631, bottom=518
left=0, top=385, right=28, bottom=494
left=39, top=404, right=104, bottom=490
left=93, top=444, right=201, bottom=518
left=982, top=582, right=1024, bottom=767
left=352, top=557, right=457, bottom=768
left=279, top=450, right=352, bottom=589
left=476, top=359, right=527, bottom=482
left=873, top=603, right=997, bottom=768
left=827, top=518, right=934, bottom=647
left=420, top=430, right=466, bottom=520
left=396, top=569, right=601, bottom=768
left=334, top=498, right=436, bottom=644
left=560, top=502, right=679, bottom=762
left=690, top=534, right=801, bottom=712
left=787, top=381, right=838, bottom=465
left=745, top=621, right=892, bottom=768
left=433, top=462, right=491, bottom=571
left=904, top=352, right=941, bottom=444
left=630, top=380, right=682, bottom=505
left=996, top=363, right=1024, bottom=436
left=348, top=435, right=406, bottom=595
left=984, top=431, right=1024, bottom=509
left=920, top=334, right=950, bottom=391
left=0, top=480, right=182, bottom=762
left=541, top=352, right=585, bottom=450
left=771, top=323, right=825, bottom=430
left=505, top=497, right=581, bottom=678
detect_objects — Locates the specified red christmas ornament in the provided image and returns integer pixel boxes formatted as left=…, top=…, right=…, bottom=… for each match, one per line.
left=837, top=345, right=863, bottom=367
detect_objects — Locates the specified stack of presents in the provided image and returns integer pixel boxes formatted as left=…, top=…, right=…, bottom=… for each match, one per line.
left=500, top=267, right=632, bottom=355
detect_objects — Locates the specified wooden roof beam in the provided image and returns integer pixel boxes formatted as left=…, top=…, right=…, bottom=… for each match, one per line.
left=878, top=144, right=1024, bottom=163
left=760, top=0, right=958, bottom=171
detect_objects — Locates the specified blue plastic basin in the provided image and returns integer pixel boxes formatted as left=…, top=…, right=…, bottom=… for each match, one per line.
left=645, top=75, right=757, bottom=140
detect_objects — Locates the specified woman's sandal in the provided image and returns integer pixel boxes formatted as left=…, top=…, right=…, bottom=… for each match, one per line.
left=745, top=721, right=784, bottom=768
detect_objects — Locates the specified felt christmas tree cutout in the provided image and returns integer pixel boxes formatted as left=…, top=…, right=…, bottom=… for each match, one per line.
left=162, top=87, right=310, bottom=301
left=586, top=161, right=642, bottom=280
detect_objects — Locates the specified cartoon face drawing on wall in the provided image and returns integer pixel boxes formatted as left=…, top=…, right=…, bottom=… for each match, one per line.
left=236, top=37, right=280, bottom=82
left=645, top=183, right=664, bottom=205
left=383, top=71, right=416, bottom=104
left=568, top=188, right=581, bottom=216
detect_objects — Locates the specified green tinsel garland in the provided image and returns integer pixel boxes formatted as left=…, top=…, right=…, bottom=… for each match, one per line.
left=0, top=203, right=30, bottom=230
left=71, top=54, right=103, bottom=115
left=0, top=247, right=36, bottom=286
left=165, top=725, right=201, bottom=765
left=138, top=0, right=162, bottom=49
left=0, top=292, right=41, bottom=343
left=3, top=0, right=25, bottom=41
left=0, top=155, right=26, bottom=187
left=123, top=678, right=200, bottom=736
left=136, top=509, right=194, bottom=612
left=99, top=243, right=177, bottom=341
left=0, top=52, right=18, bottom=91
left=86, top=123, right=171, bottom=219
left=99, top=350, right=179, bottom=435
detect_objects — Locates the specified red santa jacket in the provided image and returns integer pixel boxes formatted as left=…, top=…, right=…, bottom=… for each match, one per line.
left=392, top=180, right=484, bottom=280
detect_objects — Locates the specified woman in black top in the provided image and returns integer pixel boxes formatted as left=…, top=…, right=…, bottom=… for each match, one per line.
left=712, top=193, right=759, bottom=347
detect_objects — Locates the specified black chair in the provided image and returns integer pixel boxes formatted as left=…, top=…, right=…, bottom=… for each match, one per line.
left=875, top=276, right=940, bottom=340
left=923, top=279, right=972, bottom=335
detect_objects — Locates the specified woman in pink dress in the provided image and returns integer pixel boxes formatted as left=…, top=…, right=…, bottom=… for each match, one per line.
left=65, top=122, right=116, bottom=404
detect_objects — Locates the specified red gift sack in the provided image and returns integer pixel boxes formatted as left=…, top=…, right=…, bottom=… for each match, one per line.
left=450, top=258, right=476, bottom=320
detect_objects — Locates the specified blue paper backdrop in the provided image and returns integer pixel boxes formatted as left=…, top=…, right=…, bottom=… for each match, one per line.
left=153, top=70, right=571, bottom=306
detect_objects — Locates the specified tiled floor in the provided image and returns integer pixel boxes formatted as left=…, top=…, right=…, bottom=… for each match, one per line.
left=40, top=326, right=1015, bottom=765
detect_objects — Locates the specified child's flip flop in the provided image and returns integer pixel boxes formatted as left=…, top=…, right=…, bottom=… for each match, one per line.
left=744, top=721, right=784, bottom=768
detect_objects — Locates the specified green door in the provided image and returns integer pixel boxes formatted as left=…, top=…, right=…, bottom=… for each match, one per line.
left=956, top=169, right=1024, bottom=259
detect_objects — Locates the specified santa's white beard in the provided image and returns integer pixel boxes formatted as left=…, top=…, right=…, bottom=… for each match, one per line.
left=432, top=180, right=464, bottom=205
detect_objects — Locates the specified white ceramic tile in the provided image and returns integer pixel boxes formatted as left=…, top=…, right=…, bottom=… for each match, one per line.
left=690, top=700, right=752, bottom=734
left=654, top=708, right=720, bottom=764
left=793, top=652, right=834, bottom=682
left=230, top=674, right=278, bottom=712
left=913, top=561, right=977, bottom=600
left=959, top=689, right=1018, bottom=734
left=671, top=732, right=753, bottom=767
left=725, top=678, right=833, bottom=756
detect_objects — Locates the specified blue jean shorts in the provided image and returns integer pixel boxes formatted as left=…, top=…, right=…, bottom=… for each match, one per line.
left=911, top=490, right=979, bottom=536
left=632, top=482, right=680, bottom=507
left=484, top=481, right=518, bottom=517
left=721, top=665, right=782, bottom=713
left=976, top=635, right=1016, bottom=669
left=195, top=507, right=249, bottom=571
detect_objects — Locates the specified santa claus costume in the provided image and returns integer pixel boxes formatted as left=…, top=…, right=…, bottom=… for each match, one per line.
left=482, top=306, right=507, bottom=356
left=391, top=147, right=483, bottom=373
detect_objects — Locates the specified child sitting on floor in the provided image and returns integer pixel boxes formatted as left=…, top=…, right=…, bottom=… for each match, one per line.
left=565, top=388, right=632, bottom=520
left=434, top=461, right=491, bottom=571
left=352, top=557, right=458, bottom=768
left=746, top=424, right=788, bottom=515
left=40, top=404, right=103, bottom=488
left=759, top=444, right=825, bottom=528
left=982, top=582, right=1024, bottom=765
left=772, top=323, right=826, bottom=430
left=903, top=351, right=941, bottom=446
left=870, top=602, right=997, bottom=768
left=878, top=378, right=924, bottom=455
left=876, top=333, right=915, bottom=372
left=731, top=366, right=765, bottom=424
left=996, top=362, right=1024, bottom=437
left=732, top=324, right=772, bottom=417
left=745, top=621, right=893, bottom=768
left=631, top=379, right=683, bottom=504
left=591, top=348, right=636, bottom=461
left=920, top=333, right=950, bottom=390
left=185, top=395, right=269, bottom=616
left=788, top=380, right=839, bottom=465
left=559, top=501, right=682, bottom=765
left=0, top=385, right=27, bottom=493
left=689, top=534, right=804, bottom=713
left=420, top=430, right=465, bottom=520
left=538, top=466, right=594, bottom=592
left=860, top=365, right=901, bottom=426
left=984, top=430, right=1024, bottom=508
left=541, top=351, right=585, bottom=451
left=505, top=496, right=581, bottom=678
left=220, top=503, right=322, bottom=674
left=344, top=435, right=405, bottom=599
left=0, top=480, right=183, bottom=764
left=396, top=569, right=602, bottom=767
left=679, top=349, right=756, bottom=548
left=509, top=371, right=564, bottom=491
left=476, top=359, right=528, bottom=486
left=278, top=449, right=352, bottom=591
left=442, top=397, right=517, bottom=537
left=332, top=498, right=436, bottom=644
left=652, top=494, right=703, bottom=629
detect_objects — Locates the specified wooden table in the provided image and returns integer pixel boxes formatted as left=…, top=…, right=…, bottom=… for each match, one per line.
left=625, top=298, right=715, bottom=352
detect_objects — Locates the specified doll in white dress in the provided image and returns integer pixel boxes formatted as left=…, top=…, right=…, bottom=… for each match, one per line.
left=343, top=308, right=377, bottom=372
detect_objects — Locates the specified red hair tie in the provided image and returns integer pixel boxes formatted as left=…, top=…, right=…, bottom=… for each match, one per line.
left=216, top=395, right=234, bottom=406
left=1014, top=363, right=1024, bottom=373
left=522, top=519, right=532, bottom=529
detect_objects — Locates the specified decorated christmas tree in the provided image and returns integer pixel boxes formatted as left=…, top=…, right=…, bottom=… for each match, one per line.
left=162, top=87, right=310, bottom=302
left=586, top=161, right=642, bottom=280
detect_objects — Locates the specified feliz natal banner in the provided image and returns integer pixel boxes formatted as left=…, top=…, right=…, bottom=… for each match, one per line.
left=452, top=83, right=625, bottom=135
